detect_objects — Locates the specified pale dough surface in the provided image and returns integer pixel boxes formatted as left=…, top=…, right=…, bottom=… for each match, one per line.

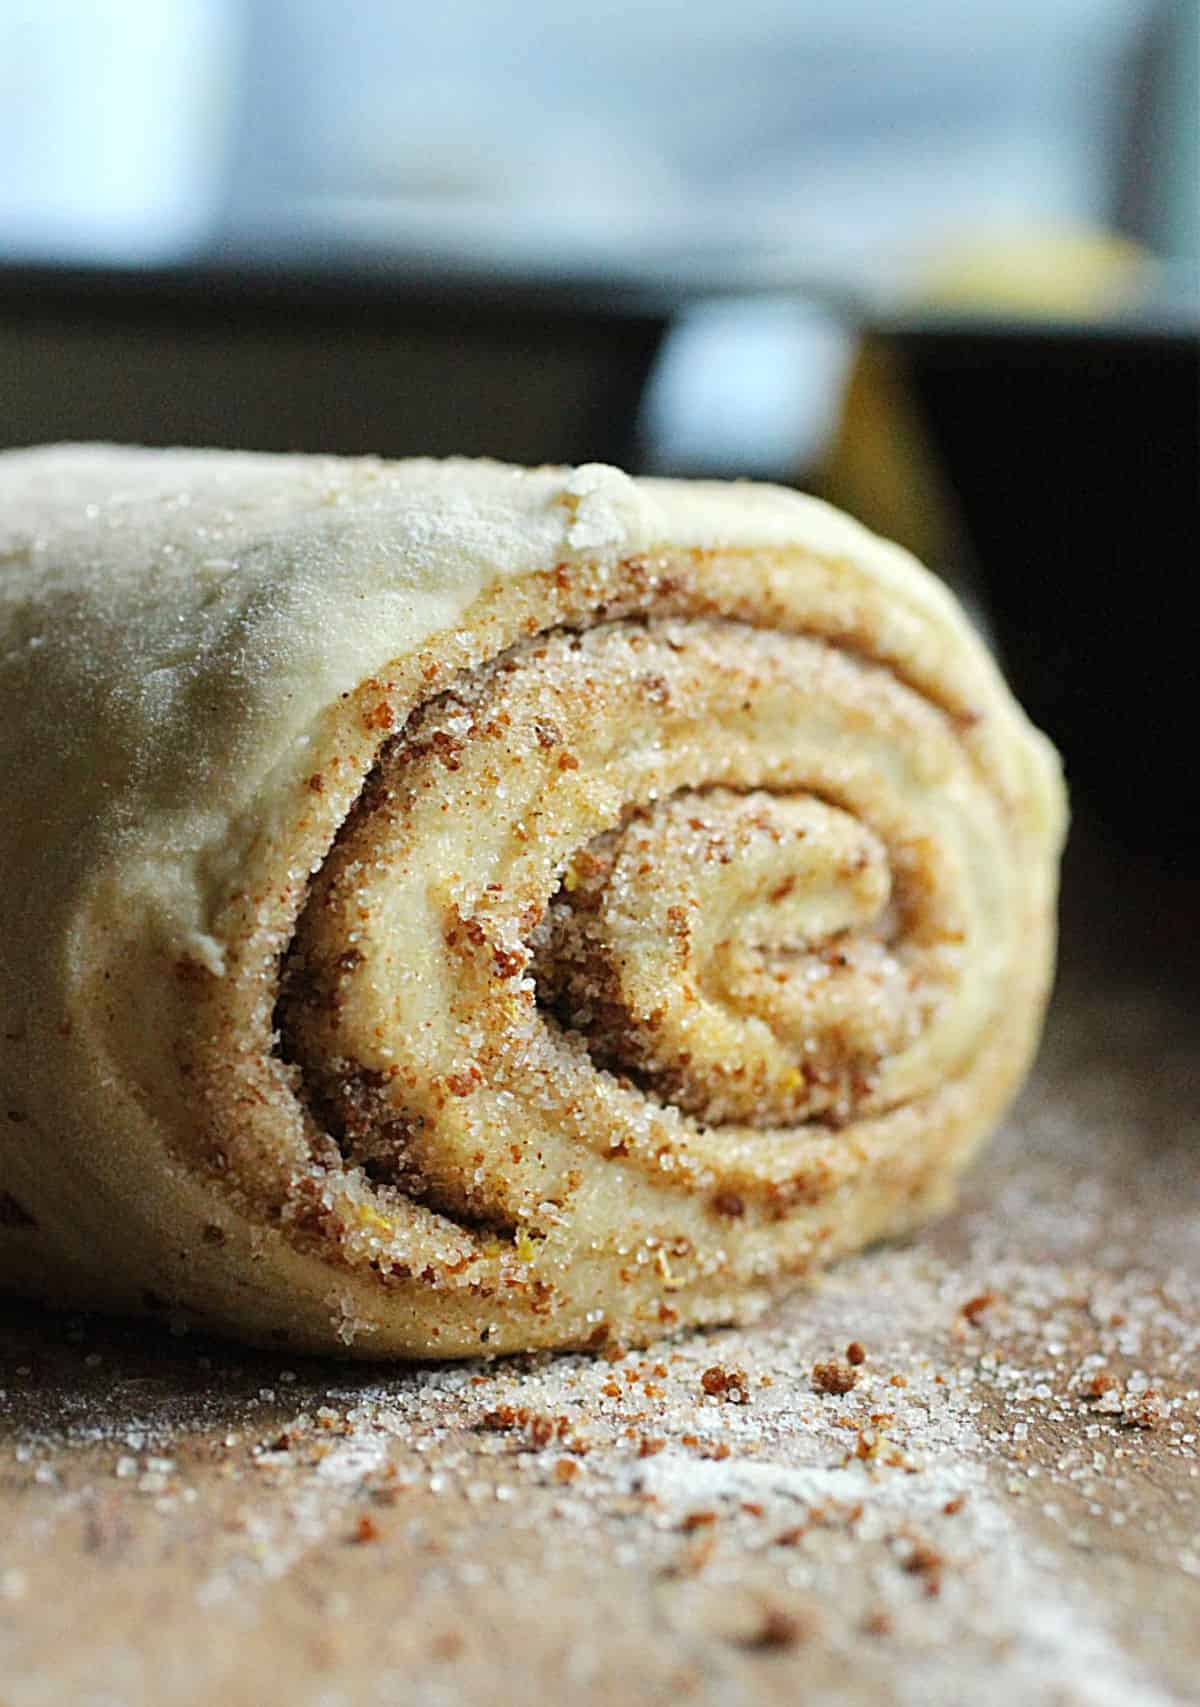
left=0, top=447, right=1066, bottom=1355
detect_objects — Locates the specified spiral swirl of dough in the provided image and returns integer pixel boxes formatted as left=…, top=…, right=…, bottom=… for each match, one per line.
left=270, top=601, right=1058, bottom=1352
left=0, top=450, right=1065, bottom=1356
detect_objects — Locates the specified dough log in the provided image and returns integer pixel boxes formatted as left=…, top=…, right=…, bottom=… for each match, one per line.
left=0, top=448, right=1066, bottom=1355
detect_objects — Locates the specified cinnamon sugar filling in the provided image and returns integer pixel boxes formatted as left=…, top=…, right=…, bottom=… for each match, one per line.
left=276, top=615, right=982, bottom=1234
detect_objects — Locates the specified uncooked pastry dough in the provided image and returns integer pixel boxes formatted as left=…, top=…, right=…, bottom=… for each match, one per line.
left=0, top=447, right=1066, bottom=1356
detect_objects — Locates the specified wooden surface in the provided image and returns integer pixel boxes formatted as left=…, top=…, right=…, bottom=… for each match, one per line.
left=1, top=833, right=1197, bottom=1707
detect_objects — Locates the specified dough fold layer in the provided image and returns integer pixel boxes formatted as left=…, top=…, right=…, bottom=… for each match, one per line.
left=0, top=447, right=1066, bottom=1355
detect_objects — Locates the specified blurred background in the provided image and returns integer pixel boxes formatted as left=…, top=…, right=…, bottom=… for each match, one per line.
left=0, top=0, right=1197, bottom=870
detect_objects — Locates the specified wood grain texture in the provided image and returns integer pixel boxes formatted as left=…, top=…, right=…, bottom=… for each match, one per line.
left=1, top=834, right=1196, bottom=1707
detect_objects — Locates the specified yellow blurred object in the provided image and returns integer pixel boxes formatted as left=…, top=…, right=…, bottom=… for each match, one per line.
left=819, top=333, right=962, bottom=580
left=818, top=225, right=1152, bottom=577
left=912, top=225, right=1151, bottom=319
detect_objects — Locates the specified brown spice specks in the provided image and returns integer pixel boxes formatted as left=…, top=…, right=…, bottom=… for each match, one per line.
left=712, top=1190, right=746, bottom=1219
left=812, top=1360, right=858, bottom=1396
left=679, top=1509, right=718, bottom=1533
left=736, top=1605, right=808, bottom=1651
left=961, top=1292, right=998, bottom=1324
left=700, top=1366, right=751, bottom=1404
left=492, top=945, right=526, bottom=979
left=900, top=1539, right=944, bottom=1597
left=479, top=1406, right=590, bottom=1456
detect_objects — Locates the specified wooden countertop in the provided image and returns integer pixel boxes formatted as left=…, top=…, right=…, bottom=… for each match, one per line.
left=2, top=834, right=1197, bottom=1707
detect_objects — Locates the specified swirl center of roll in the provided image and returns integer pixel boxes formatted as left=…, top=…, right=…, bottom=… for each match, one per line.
left=533, top=789, right=916, bottom=1125
left=279, top=615, right=981, bottom=1229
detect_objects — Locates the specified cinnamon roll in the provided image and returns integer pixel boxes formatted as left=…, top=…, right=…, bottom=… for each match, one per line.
left=0, top=447, right=1066, bottom=1355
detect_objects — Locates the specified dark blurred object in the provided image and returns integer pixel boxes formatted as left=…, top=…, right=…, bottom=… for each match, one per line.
left=5, top=256, right=1197, bottom=877
left=0, top=261, right=667, bottom=467
left=1114, top=0, right=1198, bottom=264
left=890, top=315, right=1200, bottom=870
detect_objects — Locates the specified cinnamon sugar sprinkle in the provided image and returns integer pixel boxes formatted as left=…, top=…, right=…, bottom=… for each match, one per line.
left=1, top=948, right=1197, bottom=1704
